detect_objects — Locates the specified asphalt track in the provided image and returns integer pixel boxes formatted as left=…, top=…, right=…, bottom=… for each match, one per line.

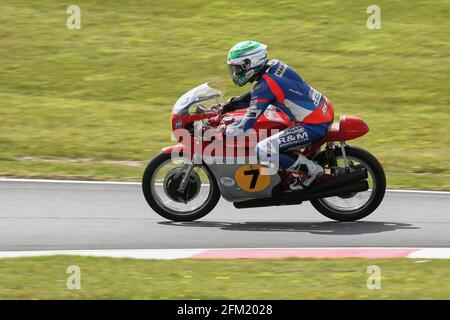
left=0, top=179, right=449, bottom=251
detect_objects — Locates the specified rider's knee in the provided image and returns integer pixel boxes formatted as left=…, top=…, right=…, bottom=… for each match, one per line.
left=255, top=141, right=268, bottom=161
left=256, top=139, right=278, bottom=163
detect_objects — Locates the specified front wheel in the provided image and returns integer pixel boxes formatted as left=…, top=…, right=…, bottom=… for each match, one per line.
left=311, top=145, right=386, bottom=221
left=142, top=152, right=221, bottom=221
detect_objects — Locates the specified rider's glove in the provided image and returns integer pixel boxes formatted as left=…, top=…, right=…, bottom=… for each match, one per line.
left=220, top=90, right=251, bottom=114
left=220, top=100, right=236, bottom=114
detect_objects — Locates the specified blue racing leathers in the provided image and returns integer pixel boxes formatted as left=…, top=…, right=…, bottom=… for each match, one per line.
left=225, top=59, right=334, bottom=169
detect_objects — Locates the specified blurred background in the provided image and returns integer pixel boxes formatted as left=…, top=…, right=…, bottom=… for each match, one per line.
left=0, top=0, right=448, bottom=189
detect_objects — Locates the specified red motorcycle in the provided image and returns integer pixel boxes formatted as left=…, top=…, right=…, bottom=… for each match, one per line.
left=142, top=81, right=386, bottom=221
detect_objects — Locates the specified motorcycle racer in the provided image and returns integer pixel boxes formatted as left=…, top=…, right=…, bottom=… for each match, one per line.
left=224, top=40, right=334, bottom=189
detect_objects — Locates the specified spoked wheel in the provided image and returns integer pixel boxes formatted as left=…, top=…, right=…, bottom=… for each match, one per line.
left=142, top=153, right=220, bottom=221
left=311, top=146, right=386, bottom=221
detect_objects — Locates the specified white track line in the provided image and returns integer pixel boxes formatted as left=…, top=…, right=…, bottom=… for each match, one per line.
left=0, top=248, right=449, bottom=260
left=0, top=178, right=448, bottom=195
left=408, top=248, right=450, bottom=259
left=0, top=178, right=141, bottom=185
left=0, top=249, right=205, bottom=260
left=386, top=189, right=450, bottom=195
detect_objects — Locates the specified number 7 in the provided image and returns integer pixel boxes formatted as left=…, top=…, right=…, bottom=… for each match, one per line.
left=244, top=169, right=259, bottom=189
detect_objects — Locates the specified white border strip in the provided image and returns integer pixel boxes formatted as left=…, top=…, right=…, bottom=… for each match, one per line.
left=0, top=178, right=449, bottom=194
left=0, top=248, right=449, bottom=260
left=386, top=189, right=450, bottom=195
left=0, top=249, right=205, bottom=260
left=407, top=248, right=450, bottom=259
left=0, top=178, right=140, bottom=185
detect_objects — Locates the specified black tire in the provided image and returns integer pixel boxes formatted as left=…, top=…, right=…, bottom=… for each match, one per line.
left=311, top=146, right=386, bottom=221
left=142, top=152, right=221, bottom=221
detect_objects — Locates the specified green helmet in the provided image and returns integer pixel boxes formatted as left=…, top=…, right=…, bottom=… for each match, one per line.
left=227, top=41, right=268, bottom=87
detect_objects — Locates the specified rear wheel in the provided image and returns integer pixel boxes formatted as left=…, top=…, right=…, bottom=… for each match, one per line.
left=142, top=152, right=221, bottom=221
left=311, top=146, right=386, bottom=221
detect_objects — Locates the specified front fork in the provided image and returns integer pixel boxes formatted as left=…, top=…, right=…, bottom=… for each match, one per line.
left=177, top=163, right=194, bottom=192
left=176, top=121, right=205, bottom=193
left=175, top=153, right=202, bottom=193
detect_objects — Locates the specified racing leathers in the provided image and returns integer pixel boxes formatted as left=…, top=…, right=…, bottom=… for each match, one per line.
left=224, top=59, right=334, bottom=187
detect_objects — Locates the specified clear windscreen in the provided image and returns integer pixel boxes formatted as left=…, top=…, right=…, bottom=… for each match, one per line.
left=173, top=80, right=224, bottom=115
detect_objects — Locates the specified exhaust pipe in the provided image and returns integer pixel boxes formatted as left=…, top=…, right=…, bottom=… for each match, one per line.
left=234, top=168, right=368, bottom=209
left=311, top=180, right=368, bottom=200
left=300, top=167, right=367, bottom=195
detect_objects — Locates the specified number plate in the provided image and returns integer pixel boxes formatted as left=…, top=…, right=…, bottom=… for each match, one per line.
left=234, top=165, right=271, bottom=192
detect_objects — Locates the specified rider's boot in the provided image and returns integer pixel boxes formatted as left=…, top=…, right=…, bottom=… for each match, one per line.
left=288, top=154, right=324, bottom=190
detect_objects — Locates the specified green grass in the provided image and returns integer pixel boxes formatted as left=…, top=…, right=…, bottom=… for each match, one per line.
left=0, top=256, right=449, bottom=299
left=0, top=0, right=449, bottom=189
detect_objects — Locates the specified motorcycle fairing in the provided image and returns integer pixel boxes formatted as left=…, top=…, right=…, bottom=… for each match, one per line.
left=205, top=161, right=281, bottom=202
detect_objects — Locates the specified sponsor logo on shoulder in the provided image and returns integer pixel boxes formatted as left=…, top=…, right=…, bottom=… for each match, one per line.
left=265, top=59, right=278, bottom=73
left=321, top=100, right=329, bottom=116
left=308, top=87, right=322, bottom=107
left=274, top=63, right=287, bottom=78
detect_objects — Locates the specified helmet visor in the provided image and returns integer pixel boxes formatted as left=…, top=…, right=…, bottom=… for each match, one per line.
left=228, top=63, right=247, bottom=77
